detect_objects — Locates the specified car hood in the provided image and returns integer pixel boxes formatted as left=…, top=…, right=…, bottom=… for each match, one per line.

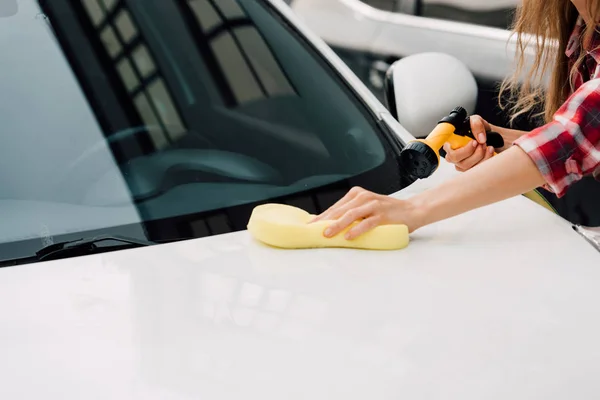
left=0, top=162, right=599, bottom=399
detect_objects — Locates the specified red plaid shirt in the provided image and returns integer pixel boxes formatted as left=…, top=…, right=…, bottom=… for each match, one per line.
left=514, top=15, right=600, bottom=198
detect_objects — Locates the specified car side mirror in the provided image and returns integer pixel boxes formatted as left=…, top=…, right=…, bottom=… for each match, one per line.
left=0, top=0, right=18, bottom=18
left=384, top=52, right=478, bottom=138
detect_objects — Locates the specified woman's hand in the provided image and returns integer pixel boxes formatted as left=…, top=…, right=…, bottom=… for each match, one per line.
left=444, top=114, right=496, bottom=172
left=444, top=115, right=529, bottom=172
left=312, top=145, right=546, bottom=242
left=311, top=187, right=423, bottom=239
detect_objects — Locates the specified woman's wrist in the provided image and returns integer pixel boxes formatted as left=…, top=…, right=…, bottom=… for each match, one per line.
left=406, top=188, right=452, bottom=232
left=404, top=146, right=546, bottom=233
left=403, top=195, right=431, bottom=232
left=489, top=123, right=528, bottom=152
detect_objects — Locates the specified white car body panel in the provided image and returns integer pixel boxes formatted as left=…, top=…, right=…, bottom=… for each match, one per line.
left=1, top=0, right=598, bottom=399
left=291, top=0, right=542, bottom=82
left=424, top=0, right=519, bottom=11
left=0, top=185, right=598, bottom=400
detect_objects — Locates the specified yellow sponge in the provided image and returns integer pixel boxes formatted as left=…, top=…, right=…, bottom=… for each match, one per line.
left=247, top=203, right=409, bottom=250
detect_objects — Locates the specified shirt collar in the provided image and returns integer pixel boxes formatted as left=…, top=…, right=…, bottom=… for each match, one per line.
left=565, top=15, right=600, bottom=64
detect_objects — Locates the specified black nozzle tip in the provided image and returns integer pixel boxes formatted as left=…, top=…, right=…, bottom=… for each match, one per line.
left=439, top=106, right=468, bottom=126
left=451, top=106, right=467, bottom=116
left=399, top=141, right=439, bottom=180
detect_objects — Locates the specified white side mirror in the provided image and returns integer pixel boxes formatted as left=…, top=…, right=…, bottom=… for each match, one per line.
left=0, top=0, right=18, bottom=17
left=384, top=52, right=478, bottom=138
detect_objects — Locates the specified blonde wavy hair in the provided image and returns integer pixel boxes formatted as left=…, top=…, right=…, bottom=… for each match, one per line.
left=499, top=0, right=600, bottom=125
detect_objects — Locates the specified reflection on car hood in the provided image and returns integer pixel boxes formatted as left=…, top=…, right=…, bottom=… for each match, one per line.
left=0, top=173, right=598, bottom=399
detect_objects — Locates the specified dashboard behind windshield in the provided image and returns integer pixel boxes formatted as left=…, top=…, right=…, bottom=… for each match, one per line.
left=0, top=0, right=409, bottom=263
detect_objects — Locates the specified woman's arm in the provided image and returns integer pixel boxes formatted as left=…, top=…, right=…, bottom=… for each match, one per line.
left=315, top=145, right=546, bottom=238
left=316, top=80, right=600, bottom=239
left=409, top=145, right=546, bottom=231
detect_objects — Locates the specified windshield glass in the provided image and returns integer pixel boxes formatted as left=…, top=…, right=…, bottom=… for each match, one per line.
left=0, top=0, right=408, bottom=263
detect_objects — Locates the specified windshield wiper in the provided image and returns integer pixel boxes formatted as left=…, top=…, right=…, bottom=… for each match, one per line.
left=35, top=235, right=155, bottom=263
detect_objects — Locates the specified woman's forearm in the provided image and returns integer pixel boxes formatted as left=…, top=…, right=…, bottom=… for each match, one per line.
left=410, top=145, right=547, bottom=230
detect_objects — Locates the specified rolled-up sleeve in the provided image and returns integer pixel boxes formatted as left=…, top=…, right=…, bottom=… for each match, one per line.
left=514, top=79, right=600, bottom=198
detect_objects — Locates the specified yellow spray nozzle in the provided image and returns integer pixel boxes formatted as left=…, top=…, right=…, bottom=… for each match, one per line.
left=397, top=107, right=557, bottom=215
left=399, top=107, right=504, bottom=180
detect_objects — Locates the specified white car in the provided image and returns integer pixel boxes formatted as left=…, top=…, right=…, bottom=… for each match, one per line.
left=289, top=0, right=526, bottom=125
left=288, top=0, right=520, bottom=29
left=1, top=0, right=599, bottom=399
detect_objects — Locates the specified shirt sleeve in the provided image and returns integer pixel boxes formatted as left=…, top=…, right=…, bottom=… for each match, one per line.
left=513, top=79, right=600, bottom=198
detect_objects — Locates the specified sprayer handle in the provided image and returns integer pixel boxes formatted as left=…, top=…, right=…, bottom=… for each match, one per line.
left=465, top=130, right=505, bottom=149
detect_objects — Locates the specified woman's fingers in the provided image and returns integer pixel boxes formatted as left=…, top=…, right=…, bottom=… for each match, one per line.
left=455, top=145, right=494, bottom=171
left=456, top=144, right=487, bottom=170
left=470, top=115, right=490, bottom=144
left=312, top=186, right=363, bottom=222
left=482, top=146, right=494, bottom=161
left=444, top=140, right=477, bottom=164
left=318, top=193, right=370, bottom=222
left=323, top=200, right=378, bottom=238
left=346, top=214, right=383, bottom=240
left=443, top=114, right=494, bottom=173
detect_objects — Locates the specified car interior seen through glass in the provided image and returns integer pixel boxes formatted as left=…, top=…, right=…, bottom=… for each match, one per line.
left=0, top=0, right=410, bottom=264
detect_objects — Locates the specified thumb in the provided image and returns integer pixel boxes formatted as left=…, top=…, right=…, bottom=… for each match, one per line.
left=470, top=115, right=490, bottom=145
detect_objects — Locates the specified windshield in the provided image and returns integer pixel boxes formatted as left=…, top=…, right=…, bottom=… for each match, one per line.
left=0, top=0, right=408, bottom=263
